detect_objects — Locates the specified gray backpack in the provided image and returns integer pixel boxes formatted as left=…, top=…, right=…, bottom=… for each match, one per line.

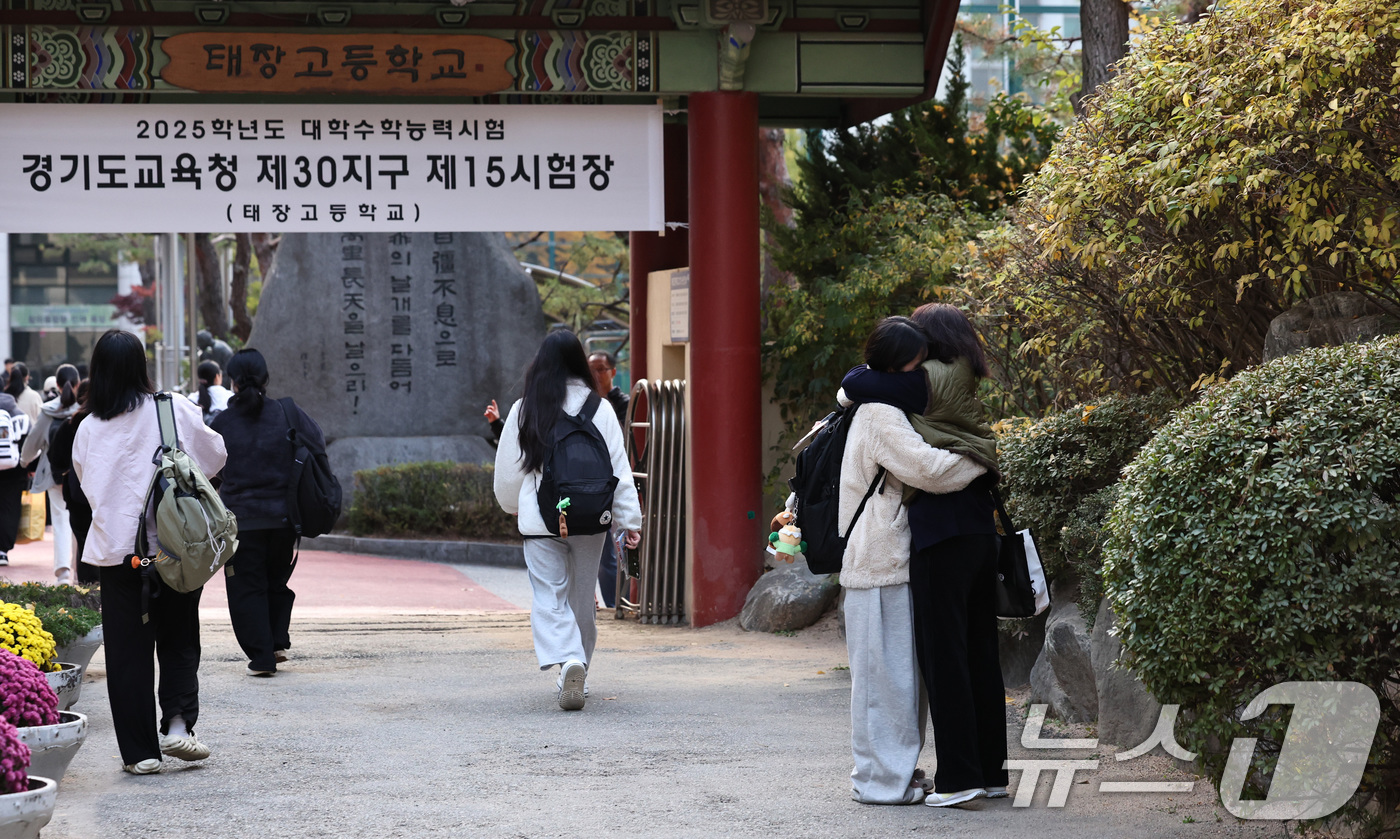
left=133, top=393, right=239, bottom=593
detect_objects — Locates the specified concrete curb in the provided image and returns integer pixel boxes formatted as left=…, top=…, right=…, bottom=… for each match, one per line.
left=303, top=534, right=526, bottom=569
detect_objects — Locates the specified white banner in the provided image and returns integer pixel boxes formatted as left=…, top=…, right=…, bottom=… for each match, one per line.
left=0, top=103, right=664, bottom=233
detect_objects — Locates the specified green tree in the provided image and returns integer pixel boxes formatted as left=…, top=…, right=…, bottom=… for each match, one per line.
left=763, top=43, right=1058, bottom=435
left=972, top=0, right=1400, bottom=403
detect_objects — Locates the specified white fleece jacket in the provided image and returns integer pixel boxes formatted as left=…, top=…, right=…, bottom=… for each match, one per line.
left=838, top=401, right=987, bottom=590
left=493, top=380, right=643, bottom=537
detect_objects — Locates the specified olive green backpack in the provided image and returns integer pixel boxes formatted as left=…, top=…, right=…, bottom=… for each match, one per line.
left=132, top=393, right=239, bottom=594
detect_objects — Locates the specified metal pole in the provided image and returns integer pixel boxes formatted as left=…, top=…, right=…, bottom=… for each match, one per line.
left=186, top=233, right=199, bottom=393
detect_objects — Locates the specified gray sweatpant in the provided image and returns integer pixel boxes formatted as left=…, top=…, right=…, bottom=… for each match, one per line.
left=523, top=533, right=608, bottom=670
left=845, top=583, right=928, bottom=804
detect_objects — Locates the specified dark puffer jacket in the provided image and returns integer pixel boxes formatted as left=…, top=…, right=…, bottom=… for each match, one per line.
left=210, top=397, right=326, bottom=531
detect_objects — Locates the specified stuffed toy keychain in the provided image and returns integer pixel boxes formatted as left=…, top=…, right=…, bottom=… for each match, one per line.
left=766, top=508, right=807, bottom=563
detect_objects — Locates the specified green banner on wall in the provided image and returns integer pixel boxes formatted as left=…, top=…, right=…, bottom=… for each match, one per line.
left=10, top=305, right=119, bottom=330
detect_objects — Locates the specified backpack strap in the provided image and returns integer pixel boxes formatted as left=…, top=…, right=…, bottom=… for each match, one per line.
left=275, top=398, right=308, bottom=537
left=990, top=486, right=1017, bottom=535
left=841, top=466, right=887, bottom=542
left=578, top=391, right=603, bottom=423
left=154, top=392, right=180, bottom=451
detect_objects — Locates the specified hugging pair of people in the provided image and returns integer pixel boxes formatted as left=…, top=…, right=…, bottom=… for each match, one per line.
left=837, top=304, right=1009, bottom=808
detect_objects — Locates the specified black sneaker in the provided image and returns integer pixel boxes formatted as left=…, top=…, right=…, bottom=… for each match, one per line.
left=0, top=552, right=9, bottom=567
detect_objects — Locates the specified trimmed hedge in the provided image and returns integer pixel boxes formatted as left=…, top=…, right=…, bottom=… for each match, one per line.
left=1104, top=336, right=1400, bottom=829
left=348, top=462, right=519, bottom=542
left=996, top=391, right=1176, bottom=620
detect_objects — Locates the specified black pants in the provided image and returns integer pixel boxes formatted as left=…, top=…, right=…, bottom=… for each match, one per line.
left=598, top=533, right=617, bottom=609
left=99, top=561, right=203, bottom=765
left=224, top=528, right=298, bottom=672
left=909, top=533, right=1009, bottom=793
left=0, top=467, right=28, bottom=552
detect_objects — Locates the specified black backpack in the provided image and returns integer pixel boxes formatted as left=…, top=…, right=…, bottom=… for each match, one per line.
left=790, top=405, right=886, bottom=576
left=276, top=399, right=342, bottom=538
left=536, top=392, right=618, bottom=537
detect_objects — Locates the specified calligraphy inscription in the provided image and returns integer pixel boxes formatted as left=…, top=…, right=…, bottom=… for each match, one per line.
left=161, top=32, right=515, bottom=95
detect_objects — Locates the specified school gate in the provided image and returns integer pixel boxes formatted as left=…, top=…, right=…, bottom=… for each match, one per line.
left=0, top=0, right=960, bottom=626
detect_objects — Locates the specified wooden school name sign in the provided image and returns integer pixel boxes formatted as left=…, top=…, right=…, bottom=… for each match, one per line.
left=160, top=32, right=516, bottom=96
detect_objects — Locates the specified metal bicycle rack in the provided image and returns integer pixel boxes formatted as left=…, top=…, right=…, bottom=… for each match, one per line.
left=617, top=378, right=687, bottom=625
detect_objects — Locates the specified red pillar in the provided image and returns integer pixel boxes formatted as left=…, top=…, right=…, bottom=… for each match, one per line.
left=628, top=123, right=690, bottom=382
left=687, top=91, right=762, bottom=627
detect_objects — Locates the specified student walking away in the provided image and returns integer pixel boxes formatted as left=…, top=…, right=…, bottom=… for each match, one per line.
left=6, top=363, right=42, bottom=425
left=0, top=390, right=30, bottom=568
left=210, top=349, right=327, bottom=677
left=587, top=352, right=630, bottom=609
left=837, top=317, right=987, bottom=806
left=494, top=330, right=642, bottom=711
left=46, top=380, right=98, bottom=584
left=72, top=330, right=227, bottom=775
left=20, top=364, right=81, bottom=584
left=841, top=303, right=1008, bottom=807
left=190, top=360, right=232, bottom=424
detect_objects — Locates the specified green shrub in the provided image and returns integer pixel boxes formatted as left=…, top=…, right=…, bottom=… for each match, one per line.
left=996, top=391, right=1176, bottom=611
left=348, top=461, right=519, bottom=542
left=1103, top=336, right=1400, bottom=832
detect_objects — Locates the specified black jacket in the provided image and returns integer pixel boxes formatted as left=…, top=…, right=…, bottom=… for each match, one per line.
left=210, top=397, right=327, bottom=531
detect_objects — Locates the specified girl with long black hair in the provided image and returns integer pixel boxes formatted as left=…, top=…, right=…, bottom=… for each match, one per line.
left=494, top=329, right=642, bottom=711
left=210, top=348, right=327, bottom=677
left=191, top=359, right=232, bottom=423
left=72, top=329, right=227, bottom=775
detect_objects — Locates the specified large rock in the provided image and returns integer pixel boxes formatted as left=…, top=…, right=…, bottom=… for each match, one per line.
left=249, top=232, right=546, bottom=492
left=1091, top=597, right=1163, bottom=749
left=1029, top=579, right=1098, bottom=723
left=739, top=557, right=840, bottom=633
left=1262, top=291, right=1400, bottom=362
left=999, top=611, right=1049, bottom=689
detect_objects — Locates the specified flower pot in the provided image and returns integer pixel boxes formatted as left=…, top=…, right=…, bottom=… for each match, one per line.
left=53, top=625, right=102, bottom=676
left=42, top=664, right=80, bottom=712
left=16, top=713, right=86, bottom=785
left=0, top=776, right=55, bottom=839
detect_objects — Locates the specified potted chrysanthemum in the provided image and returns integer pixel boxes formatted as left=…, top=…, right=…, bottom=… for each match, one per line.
left=0, top=709, right=55, bottom=839
left=0, top=601, right=81, bottom=712
left=0, top=650, right=86, bottom=786
left=0, top=583, right=103, bottom=677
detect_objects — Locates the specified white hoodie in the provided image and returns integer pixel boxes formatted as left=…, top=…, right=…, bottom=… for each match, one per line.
left=493, top=379, right=642, bottom=537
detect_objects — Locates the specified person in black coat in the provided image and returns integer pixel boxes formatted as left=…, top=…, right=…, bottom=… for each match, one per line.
left=210, top=349, right=327, bottom=677
left=46, top=380, right=98, bottom=584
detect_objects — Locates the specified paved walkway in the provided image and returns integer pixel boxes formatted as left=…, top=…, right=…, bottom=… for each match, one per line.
left=4, top=533, right=1283, bottom=839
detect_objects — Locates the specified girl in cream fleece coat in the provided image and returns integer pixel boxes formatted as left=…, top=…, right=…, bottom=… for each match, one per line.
left=494, top=330, right=641, bottom=711
left=838, top=318, right=987, bottom=805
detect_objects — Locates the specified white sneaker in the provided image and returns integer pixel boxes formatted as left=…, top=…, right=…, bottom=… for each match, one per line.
left=558, top=660, right=587, bottom=710
left=55, top=570, right=73, bottom=586
left=123, top=758, right=162, bottom=775
left=986, top=786, right=1008, bottom=799
left=159, top=732, right=211, bottom=762
left=0, top=553, right=9, bottom=567
left=556, top=672, right=590, bottom=697
left=925, top=788, right=987, bottom=808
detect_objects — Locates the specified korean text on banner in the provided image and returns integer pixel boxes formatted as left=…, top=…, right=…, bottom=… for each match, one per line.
left=0, top=104, right=665, bottom=233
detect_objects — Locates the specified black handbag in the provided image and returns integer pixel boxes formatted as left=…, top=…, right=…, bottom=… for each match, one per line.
left=992, top=488, right=1049, bottom=619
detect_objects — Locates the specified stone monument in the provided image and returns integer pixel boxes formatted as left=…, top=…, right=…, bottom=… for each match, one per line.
left=249, top=232, right=546, bottom=498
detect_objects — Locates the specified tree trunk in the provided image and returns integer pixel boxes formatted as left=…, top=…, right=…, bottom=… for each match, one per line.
left=194, top=233, right=230, bottom=339
left=250, top=233, right=278, bottom=283
left=230, top=234, right=254, bottom=343
left=1077, top=0, right=1130, bottom=114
